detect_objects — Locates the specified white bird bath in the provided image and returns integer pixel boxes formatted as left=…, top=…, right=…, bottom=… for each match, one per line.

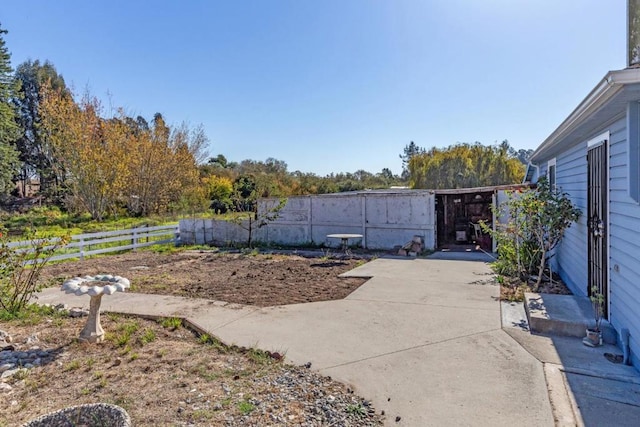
left=61, top=275, right=130, bottom=343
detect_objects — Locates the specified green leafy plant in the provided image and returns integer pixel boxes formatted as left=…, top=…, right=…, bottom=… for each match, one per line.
left=0, top=227, right=69, bottom=316
left=487, top=178, right=581, bottom=287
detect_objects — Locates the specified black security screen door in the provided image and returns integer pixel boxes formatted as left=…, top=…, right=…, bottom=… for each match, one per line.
left=587, top=142, right=608, bottom=318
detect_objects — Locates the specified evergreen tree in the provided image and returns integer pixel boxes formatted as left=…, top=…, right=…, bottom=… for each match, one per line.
left=13, top=59, right=67, bottom=196
left=0, top=24, right=21, bottom=197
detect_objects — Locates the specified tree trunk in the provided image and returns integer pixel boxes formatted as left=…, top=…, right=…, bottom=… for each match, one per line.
left=535, top=247, right=546, bottom=289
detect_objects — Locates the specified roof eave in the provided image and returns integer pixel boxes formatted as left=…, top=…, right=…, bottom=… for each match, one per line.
left=530, top=68, right=640, bottom=162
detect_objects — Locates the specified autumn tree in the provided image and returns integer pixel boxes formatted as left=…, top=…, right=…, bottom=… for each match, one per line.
left=0, top=24, right=21, bottom=197
left=39, top=85, right=206, bottom=220
left=409, top=141, right=525, bottom=189
left=125, top=113, right=203, bottom=216
left=204, top=175, right=233, bottom=213
left=39, top=85, right=130, bottom=220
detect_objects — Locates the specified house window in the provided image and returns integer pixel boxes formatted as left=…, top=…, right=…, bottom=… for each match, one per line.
left=629, top=102, right=640, bottom=203
left=547, top=158, right=557, bottom=190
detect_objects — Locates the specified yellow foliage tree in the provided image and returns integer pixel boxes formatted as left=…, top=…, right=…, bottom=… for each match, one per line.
left=40, top=85, right=206, bottom=220
left=40, top=85, right=130, bottom=220
left=409, top=141, right=525, bottom=189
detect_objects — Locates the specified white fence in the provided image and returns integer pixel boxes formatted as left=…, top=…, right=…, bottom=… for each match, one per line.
left=7, top=224, right=180, bottom=263
left=180, top=191, right=437, bottom=250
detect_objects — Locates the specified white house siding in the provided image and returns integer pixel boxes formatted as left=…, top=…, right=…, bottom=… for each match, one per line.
left=608, top=116, right=640, bottom=367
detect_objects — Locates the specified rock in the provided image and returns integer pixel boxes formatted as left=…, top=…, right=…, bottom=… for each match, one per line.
left=0, top=383, right=12, bottom=392
left=23, top=363, right=34, bottom=369
left=395, top=415, right=401, bottom=422
left=54, top=303, right=69, bottom=311
left=32, top=358, right=42, bottom=366
left=69, top=307, right=89, bottom=318
left=304, top=362, right=312, bottom=369
left=0, top=363, right=15, bottom=373
left=1, top=368, right=21, bottom=379
left=25, top=334, right=39, bottom=345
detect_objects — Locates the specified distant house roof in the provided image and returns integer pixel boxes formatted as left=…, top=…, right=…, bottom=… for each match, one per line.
left=530, top=68, right=640, bottom=162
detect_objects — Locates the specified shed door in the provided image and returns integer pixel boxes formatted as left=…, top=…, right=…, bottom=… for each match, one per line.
left=587, top=142, right=608, bottom=318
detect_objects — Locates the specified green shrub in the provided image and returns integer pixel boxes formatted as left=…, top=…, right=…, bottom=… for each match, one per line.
left=0, top=227, right=69, bottom=317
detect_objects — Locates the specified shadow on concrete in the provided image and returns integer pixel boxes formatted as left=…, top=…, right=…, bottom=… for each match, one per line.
left=427, top=250, right=497, bottom=263
left=502, top=299, right=640, bottom=426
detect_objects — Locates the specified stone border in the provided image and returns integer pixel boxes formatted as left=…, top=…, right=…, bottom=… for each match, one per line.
left=21, top=403, right=131, bottom=427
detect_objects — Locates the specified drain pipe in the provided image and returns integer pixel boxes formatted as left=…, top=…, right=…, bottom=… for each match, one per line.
left=621, top=328, right=631, bottom=365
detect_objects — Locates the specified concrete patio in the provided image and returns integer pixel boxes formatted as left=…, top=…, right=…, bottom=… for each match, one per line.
left=38, top=255, right=556, bottom=426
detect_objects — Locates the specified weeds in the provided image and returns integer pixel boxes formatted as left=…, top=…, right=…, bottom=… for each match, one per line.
left=159, top=317, right=182, bottom=330
left=63, top=360, right=81, bottom=372
left=106, top=320, right=140, bottom=348
left=345, top=403, right=367, bottom=417
left=139, top=328, right=157, bottom=345
left=199, top=333, right=228, bottom=353
left=237, top=399, right=255, bottom=415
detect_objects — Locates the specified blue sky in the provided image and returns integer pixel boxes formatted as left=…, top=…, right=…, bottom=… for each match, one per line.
left=1, top=1, right=627, bottom=176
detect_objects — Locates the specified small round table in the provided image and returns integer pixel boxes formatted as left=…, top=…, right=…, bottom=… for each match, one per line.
left=326, top=233, right=363, bottom=256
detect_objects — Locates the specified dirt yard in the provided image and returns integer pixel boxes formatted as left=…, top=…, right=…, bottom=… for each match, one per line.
left=40, top=250, right=370, bottom=306
left=0, top=313, right=384, bottom=426
left=1, top=250, right=385, bottom=426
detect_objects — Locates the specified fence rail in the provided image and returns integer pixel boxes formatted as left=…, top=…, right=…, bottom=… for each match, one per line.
left=7, top=224, right=180, bottom=264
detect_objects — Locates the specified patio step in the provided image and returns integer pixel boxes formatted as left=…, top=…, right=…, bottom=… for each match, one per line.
left=524, top=292, right=617, bottom=345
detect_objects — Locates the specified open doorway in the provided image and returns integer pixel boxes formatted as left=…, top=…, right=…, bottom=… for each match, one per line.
left=435, top=190, right=493, bottom=251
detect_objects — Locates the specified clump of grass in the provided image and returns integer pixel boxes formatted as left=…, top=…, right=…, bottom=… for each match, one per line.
left=0, top=303, right=66, bottom=325
left=237, top=399, right=255, bottom=415
left=107, top=321, right=140, bottom=347
left=192, top=409, right=215, bottom=421
left=247, top=348, right=271, bottom=365
left=346, top=403, right=367, bottom=417
left=63, top=360, right=81, bottom=372
left=199, top=333, right=228, bottom=353
left=159, top=317, right=182, bottom=330
left=139, top=328, right=156, bottom=345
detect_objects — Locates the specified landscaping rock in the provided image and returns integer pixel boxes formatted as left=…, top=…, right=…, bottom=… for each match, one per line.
left=69, top=307, right=89, bottom=318
left=21, top=403, right=131, bottom=427
left=0, top=330, right=12, bottom=343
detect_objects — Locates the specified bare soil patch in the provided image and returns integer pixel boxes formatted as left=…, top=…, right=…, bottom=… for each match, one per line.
left=40, top=250, right=369, bottom=307
left=500, top=275, right=572, bottom=301
left=0, top=313, right=383, bottom=426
